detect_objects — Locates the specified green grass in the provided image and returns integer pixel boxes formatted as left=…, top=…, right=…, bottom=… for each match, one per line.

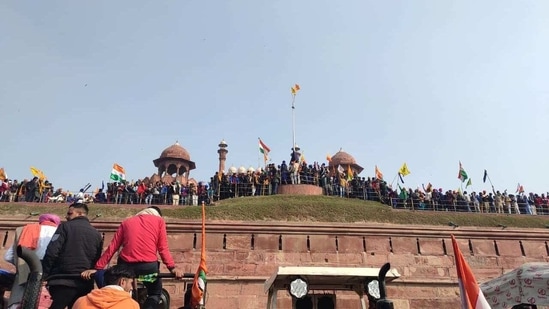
left=1, top=196, right=548, bottom=228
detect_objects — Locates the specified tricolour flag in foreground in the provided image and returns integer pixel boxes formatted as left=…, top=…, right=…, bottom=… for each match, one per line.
left=110, top=163, right=126, bottom=182
left=451, top=235, right=491, bottom=309
left=191, top=201, right=208, bottom=307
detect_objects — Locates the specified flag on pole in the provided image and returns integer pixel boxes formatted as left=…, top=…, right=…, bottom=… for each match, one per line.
left=191, top=201, right=208, bottom=307
left=466, top=178, right=472, bottom=188
left=516, top=183, right=524, bottom=194
left=326, top=154, right=332, bottom=163
left=110, top=163, right=126, bottom=182
left=258, top=138, right=270, bottom=162
left=451, top=235, right=491, bottom=309
left=398, top=173, right=405, bottom=184
left=458, top=161, right=468, bottom=183
left=291, top=84, right=301, bottom=95
left=30, top=167, right=46, bottom=180
left=0, top=168, right=6, bottom=181
left=375, top=165, right=383, bottom=180
left=483, top=170, right=488, bottom=183
left=399, top=163, right=410, bottom=176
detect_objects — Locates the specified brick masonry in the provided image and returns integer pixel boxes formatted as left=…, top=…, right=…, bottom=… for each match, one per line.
left=0, top=217, right=547, bottom=308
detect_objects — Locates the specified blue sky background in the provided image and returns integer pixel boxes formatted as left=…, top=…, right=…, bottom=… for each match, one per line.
left=1, top=0, right=548, bottom=194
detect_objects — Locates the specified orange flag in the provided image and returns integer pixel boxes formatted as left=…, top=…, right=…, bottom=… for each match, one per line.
left=191, top=201, right=208, bottom=307
left=291, top=84, right=300, bottom=95
left=451, top=235, right=491, bottom=309
left=375, top=165, right=383, bottom=180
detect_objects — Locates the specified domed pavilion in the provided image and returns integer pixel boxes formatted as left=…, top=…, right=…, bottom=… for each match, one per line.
left=328, top=149, right=364, bottom=176
left=150, top=141, right=197, bottom=185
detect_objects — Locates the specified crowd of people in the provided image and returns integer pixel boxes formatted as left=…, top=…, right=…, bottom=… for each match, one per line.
left=3, top=203, right=188, bottom=309
left=1, top=158, right=548, bottom=215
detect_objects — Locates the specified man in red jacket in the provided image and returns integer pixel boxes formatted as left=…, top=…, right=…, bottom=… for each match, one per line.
left=82, top=206, right=183, bottom=309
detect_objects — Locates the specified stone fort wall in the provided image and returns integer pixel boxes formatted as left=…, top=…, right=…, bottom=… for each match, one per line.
left=0, top=216, right=547, bottom=308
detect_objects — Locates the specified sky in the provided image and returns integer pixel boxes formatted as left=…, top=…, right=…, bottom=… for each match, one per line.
left=1, top=0, right=549, bottom=194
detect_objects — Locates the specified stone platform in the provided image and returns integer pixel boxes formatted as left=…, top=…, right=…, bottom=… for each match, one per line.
left=278, top=184, right=323, bottom=195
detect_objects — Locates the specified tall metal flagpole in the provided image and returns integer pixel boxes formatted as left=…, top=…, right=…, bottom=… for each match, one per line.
left=291, top=93, right=296, bottom=153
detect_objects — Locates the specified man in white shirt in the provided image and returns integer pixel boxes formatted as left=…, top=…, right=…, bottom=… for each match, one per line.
left=76, top=189, right=85, bottom=203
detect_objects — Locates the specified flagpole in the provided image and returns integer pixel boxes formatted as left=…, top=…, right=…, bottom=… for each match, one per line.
left=291, top=93, right=296, bottom=153
left=487, top=175, right=494, bottom=191
left=390, top=173, right=398, bottom=187
left=257, top=138, right=261, bottom=169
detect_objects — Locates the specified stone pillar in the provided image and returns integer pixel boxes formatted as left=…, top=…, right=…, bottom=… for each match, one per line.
left=176, top=163, right=182, bottom=177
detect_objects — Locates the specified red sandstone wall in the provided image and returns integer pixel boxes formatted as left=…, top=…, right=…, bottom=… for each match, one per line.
left=0, top=218, right=547, bottom=309
left=278, top=184, right=323, bottom=195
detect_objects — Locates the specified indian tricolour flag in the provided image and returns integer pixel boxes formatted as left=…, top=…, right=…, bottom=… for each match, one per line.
left=110, top=163, right=126, bottom=182
left=451, top=235, right=491, bottom=309
left=258, top=138, right=270, bottom=161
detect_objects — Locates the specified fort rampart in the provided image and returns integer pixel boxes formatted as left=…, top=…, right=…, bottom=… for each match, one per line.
left=0, top=216, right=546, bottom=308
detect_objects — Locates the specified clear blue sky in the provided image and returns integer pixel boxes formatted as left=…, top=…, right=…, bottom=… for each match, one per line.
left=1, top=0, right=548, bottom=194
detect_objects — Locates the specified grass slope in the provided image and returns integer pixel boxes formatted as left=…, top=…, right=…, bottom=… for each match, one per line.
left=1, top=195, right=548, bottom=228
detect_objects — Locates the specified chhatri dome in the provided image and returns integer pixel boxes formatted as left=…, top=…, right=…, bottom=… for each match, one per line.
left=159, top=141, right=191, bottom=161
left=150, top=141, right=197, bottom=185
left=328, top=148, right=364, bottom=175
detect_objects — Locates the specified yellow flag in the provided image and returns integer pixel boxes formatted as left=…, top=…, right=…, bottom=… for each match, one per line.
left=347, top=165, right=353, bottom=181
left=399, top=163, right=410, bottom=176
left=30, top=166, right=46, bottom=180
left=0, top=168, right=6, bottom=181
left=291, top=83, right=301, bottom=95
left=300, top=152, right=306, bottom=164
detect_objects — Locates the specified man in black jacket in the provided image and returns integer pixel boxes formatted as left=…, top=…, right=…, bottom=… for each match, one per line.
left=42, top=203, right=103, bottom=309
